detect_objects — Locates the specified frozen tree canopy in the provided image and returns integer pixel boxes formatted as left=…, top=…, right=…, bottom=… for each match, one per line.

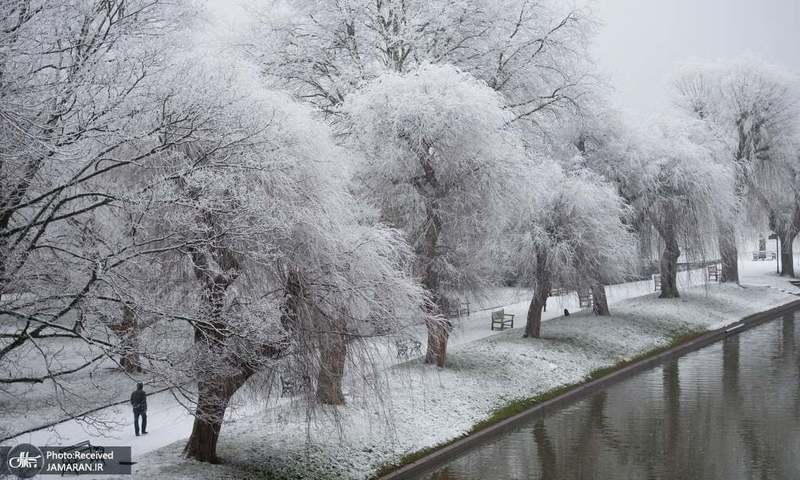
left=343, top=64, right=530, bottom=365
left=502, top=163, right=636, bottom=336
left=250, top=0, right=594, bottom=127
left=674, top=59, right=800, bottom=277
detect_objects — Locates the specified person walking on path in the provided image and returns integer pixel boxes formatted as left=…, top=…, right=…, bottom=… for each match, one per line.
left=130, top=382, right=147, bottom=436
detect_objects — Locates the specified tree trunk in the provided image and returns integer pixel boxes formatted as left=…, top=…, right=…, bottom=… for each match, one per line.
left=659, top=228, right=681, bottom=298
left=316, top=317, right=347, bottom=405
left=635, top=216, right=654, bottom=276
left=525, top=253, right=550, bottom=338
left=420, top=201, right=449, bottom=366
left=524, top=284, right=549, bottom=338
left=779, top=228, right=796, bottom=277
left=408, top=145, right=453, bottom=367
left=184, top=372, right=250, bottom=463
left=184, top=247, right=244, bottom=463
left=424, top=317, right=449, bottom=367
left=591, top=284, right=610, bottom=315
left=717, top=221, right=739, bottom=283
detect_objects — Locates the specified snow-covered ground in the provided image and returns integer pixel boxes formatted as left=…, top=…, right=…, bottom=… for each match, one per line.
left=7, top=261, right=798, bottom=480
left=448, top=266, right=707, bottom=348
left=4, top=265, right=704, bottom=448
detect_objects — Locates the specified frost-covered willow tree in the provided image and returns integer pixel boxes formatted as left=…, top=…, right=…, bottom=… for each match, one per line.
left=140, top=59, right=429, bottom=462
left=342, top=64, right=527, bottom=367
left=578, top=112, right=675, bottom=279
left=249, top=0, right=595, bottom=125
left=504, top=166, right=634, bottom=338
left=607, top=118, right=734, bottom=298
left=674, top=59, right=800, bottom=279
left=744, top=131, right=800, bottom=277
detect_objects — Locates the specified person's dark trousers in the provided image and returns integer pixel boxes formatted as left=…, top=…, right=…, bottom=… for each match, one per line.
left=134, top=411, right=147, bottom=435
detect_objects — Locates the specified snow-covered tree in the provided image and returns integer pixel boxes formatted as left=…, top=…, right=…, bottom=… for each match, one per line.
left=744, top=130, right=800, bottom=277
left=143, top=63, right=429, bottom=463
left=0, top=0, right=199, bottom=392
left=551, top=101, right=661, bottom=275
left=674, top=59, right=800, bottom=278
left=505, top=165, right=635, bottom=338
left=342, top=64, right=528, bottom=366
left=249, top=0, right=595, bottom=126
left=606, top=117, right=735, bottom=297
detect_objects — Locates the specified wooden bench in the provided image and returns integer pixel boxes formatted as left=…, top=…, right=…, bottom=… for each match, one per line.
left=549, top=287, right=568, bottom=297
left=59, top=440, right=93, bottom=453
left=280, top=375, right=299, bottom=397
left=447, top=301, right=470, bottom=318
left=395, top=338, right=423, bottom=359
left=491, top=309, right=514, bottom=330
left=652, top=273, right=661, bottom=291
left=280, top=371, right=310, bottom=397
left=707, top=263, right=720, bottom=282
left=752, top=251, right=777, bottom=261
left=58, top=441, right=109, bottom=468
left=577, top=289, right=593, bottom=309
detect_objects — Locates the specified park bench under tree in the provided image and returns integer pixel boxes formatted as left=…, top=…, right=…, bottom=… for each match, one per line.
left=706, top=263, right=720, bottom=282
left=578, top=289, right=594, bottom=309
left=279, top=369, right=311, bottom=397
left=394, top=337, right=423, bottom=359
left=653, top=260, right=725, bottom=291
left=446, top=300, right=470, bottom=318
left=752, top=251, right=777, bottom=261
left=491, top=308, right=514, bottom=330
left=60, top=440, right=93, bottom=454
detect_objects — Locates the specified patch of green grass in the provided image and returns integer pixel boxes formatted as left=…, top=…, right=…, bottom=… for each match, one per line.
left=371, top=326, right=708, bottom=479
left=467, top=384, right=575, bottom=434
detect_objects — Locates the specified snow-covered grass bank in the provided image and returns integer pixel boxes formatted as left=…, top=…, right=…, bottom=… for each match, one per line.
left=112, top=279, right=798, bottom=480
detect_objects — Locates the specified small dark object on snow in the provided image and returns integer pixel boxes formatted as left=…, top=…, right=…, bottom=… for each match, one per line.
left=130, top=382, right=147, bottom=436
left=564, top=308, right=570, bottom=316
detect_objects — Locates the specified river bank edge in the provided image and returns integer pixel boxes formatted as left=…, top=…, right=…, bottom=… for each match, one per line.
left=375, top=296, right=800, bottom=480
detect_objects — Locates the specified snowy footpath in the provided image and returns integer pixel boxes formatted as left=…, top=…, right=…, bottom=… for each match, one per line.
left=7, top=261, right=798, bottom=479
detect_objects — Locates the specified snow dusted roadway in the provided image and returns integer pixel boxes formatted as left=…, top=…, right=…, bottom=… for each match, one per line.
left=4, top=262, right=766, bottom=471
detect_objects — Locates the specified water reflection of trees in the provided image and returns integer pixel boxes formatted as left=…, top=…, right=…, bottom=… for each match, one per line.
left=427, top=313, right=800, bottom=480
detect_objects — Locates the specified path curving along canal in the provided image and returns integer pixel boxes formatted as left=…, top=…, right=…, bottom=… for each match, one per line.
left=409, top=306, right=800, bottom=480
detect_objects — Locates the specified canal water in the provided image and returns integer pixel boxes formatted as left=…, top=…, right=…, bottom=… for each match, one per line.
left=419, top=310, right=800, bottom=480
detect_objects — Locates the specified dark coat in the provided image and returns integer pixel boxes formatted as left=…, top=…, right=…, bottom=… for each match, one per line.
left=130, top=389, right=147, bottom=413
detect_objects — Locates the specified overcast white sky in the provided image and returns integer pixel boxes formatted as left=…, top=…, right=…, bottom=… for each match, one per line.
left=589, top=0, right=800, bottom=115
left=205, top=0, right=800, bottom=116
